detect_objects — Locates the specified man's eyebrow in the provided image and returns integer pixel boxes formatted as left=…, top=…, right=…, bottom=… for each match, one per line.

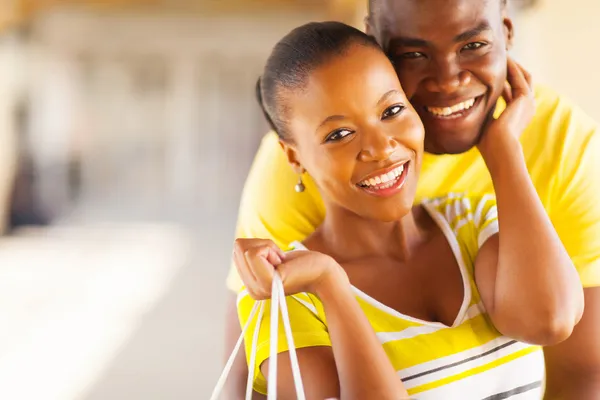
left=387, top=21, right=492, bottom=50
left=454, top=21, right=492, bottom=43
left=389, top=37, right=429, bottom=48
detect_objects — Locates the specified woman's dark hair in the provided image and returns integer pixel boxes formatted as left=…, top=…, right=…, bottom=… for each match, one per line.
left=256, top=21, right=380, bottom=139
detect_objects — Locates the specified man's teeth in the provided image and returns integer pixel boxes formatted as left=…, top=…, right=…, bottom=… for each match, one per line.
left=359, top=164, right=405, bottom=188
left=426, top=98, right=476, bottom=117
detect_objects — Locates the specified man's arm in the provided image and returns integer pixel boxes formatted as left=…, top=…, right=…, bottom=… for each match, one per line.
left=473, top=143, right=584, bottom=344
left=542, top=128, right=600, bottom=399
left=543, top=287, right=600, bottom=399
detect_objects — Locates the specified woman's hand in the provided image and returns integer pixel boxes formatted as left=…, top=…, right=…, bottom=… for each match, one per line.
left=477, top=58, right=535, bottom=163
left=233, top=238, right=348, bottom=300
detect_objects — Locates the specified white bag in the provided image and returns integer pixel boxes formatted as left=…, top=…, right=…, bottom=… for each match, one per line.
left=210, top=272, right=306, bottom=400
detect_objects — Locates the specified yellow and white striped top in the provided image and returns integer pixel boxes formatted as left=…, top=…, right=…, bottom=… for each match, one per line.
left=237, top=194, right=545, bottom=399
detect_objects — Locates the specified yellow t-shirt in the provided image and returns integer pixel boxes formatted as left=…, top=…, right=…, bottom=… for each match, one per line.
left=228, top=84, right=600, bottom=291
left=238, top=195, right=545, bottom=398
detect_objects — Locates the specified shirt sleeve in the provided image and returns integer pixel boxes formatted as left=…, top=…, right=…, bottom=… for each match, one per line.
left=226, top=133, right=325, bottom=292
left=471, top=194, right=499, bottom=249
left=551, top=128, right=600, bottom=288
left=237, top=290, right=331, bottom=395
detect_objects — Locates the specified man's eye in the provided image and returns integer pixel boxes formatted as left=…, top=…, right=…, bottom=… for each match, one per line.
left=401, top=52, right=426, bottom=59
left=382, top=105, right=405, bottom=120
left=325, top=129, right=353, bottom=143
left=462, top=42, right=486, bottom=51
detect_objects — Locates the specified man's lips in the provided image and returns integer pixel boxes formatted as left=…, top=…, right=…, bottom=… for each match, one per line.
left=419, top=95, right=485, bottom=120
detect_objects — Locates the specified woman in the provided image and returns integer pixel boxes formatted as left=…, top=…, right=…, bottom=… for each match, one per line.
left=233, top=21, right=584, bottom=399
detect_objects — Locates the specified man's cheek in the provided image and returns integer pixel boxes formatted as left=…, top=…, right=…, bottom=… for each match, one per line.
left=395, top=69, right=420, bottom=98
left=483, top=50, right=509, bottom=86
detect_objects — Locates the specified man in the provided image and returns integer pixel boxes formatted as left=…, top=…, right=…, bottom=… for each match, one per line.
left=224, top=0, right=600, bottom=398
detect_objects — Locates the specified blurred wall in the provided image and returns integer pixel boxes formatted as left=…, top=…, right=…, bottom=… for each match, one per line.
left=0, top=33, right=22, bottom=234
left=513, top=0, right=600, bottom=121
left=23, top=8, right=327, bottom=222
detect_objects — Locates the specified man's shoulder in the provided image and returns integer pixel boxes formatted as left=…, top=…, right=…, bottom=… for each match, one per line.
left=532, top=84, right=597, bottom=131
left=527, top=85, right=598, bottom=153
left=533, top=84, right=561, bottom=105
left=254, top=131, right=283, bottom=163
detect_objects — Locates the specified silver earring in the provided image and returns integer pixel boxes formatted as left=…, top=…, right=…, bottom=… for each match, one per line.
left=294, top=175, right=305, bottom=193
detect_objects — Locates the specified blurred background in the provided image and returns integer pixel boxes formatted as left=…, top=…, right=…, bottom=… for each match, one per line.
left=0, top=1, right=598, bottom=399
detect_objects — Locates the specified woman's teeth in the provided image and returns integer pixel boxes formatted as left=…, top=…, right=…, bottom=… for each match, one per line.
left=358, top=164, right=405, bottom=188
left=426, top=98, right=476, bottom=117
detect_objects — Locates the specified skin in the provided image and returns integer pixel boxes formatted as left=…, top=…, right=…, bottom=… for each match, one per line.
left=364, top=1, right=600, bottom=398
left=232, top=43, right=582, bottom=399
left=367, top=0, right=511, bottom=155
left=224, top=0, right=599, bottom=397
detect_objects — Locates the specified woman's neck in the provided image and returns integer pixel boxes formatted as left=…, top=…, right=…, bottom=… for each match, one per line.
left=307, top=203, right=432, bottom=263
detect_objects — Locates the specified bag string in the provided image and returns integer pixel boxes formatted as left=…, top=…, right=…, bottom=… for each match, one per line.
left=210, top=271, right=306, bottom=400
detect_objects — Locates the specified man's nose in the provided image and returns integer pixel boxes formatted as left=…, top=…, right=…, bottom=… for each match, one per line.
left=424, top=56, right=471, bottom=94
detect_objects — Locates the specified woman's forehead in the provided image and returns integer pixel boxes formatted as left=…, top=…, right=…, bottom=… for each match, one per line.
left=304, top=46, right=399, bottom=100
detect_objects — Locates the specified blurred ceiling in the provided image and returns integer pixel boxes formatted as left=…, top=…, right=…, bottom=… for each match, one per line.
left=0, top=0, right=537, bottom=34
left=0, top=0, right=338, bottom=32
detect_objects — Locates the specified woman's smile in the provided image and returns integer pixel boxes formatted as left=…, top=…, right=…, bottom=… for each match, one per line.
left=356, top=160, right=410, bottom=198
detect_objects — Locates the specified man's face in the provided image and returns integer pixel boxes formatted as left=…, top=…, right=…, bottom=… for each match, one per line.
left=368, top=0, right=512, bottom=154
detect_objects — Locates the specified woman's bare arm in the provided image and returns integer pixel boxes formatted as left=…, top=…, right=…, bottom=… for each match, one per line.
left=235, top=239, right=408, bottom=400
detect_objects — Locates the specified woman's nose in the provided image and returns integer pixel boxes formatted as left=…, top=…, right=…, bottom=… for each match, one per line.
left=358, top=129, right=399, bottom=162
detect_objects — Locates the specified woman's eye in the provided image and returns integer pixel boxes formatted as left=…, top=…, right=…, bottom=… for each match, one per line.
left=325, top=128, right=353, bottom=143
left=401, top=51, right=426, bottom=60
left=382, top=105, right=405, bottom=120
left=462, top=42, right=486, bottom=51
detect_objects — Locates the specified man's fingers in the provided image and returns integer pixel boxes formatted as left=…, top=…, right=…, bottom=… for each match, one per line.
left=503, top=81, right=513, bottom=103
left=515, top=60, right=533, bottom=87
left=507, top=58, right=530, bottom=99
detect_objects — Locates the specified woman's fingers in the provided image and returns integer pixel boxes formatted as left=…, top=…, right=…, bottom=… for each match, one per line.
left=245, top=246, right=277, bottom=298
left=233, top=241, right=261, bottom=297
left=233, top=238, right=285, bottom=299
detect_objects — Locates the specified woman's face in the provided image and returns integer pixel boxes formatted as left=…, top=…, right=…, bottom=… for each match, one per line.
left=283, top=43, right=425, bottom=222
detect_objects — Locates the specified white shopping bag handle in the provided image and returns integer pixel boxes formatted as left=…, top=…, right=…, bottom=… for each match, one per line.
left=210, top=272, right=306, bottom=400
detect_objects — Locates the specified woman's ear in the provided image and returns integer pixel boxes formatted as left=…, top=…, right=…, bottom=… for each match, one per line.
left=279, top=139, right=305, bottom=174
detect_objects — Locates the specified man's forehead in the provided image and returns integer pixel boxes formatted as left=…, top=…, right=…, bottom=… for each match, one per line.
left=375, top=0, right=500, bottom=13
left=375, top=0, right=501, bottom=37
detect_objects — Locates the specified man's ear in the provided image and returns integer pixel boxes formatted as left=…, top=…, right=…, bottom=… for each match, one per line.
left=364, top=16, right=379, bottom=43
left=365, top=15, right=373, bottom=36
left=503, top=13, right=515, bottom=51
left=279, top=139, right=304, bottom=174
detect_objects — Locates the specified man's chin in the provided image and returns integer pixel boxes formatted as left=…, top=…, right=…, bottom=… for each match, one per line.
left=424, top=133, right=481, bottom=155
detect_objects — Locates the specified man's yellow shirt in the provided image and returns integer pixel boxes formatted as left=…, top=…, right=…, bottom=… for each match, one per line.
left=227, top=85, right=600, bottom=291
